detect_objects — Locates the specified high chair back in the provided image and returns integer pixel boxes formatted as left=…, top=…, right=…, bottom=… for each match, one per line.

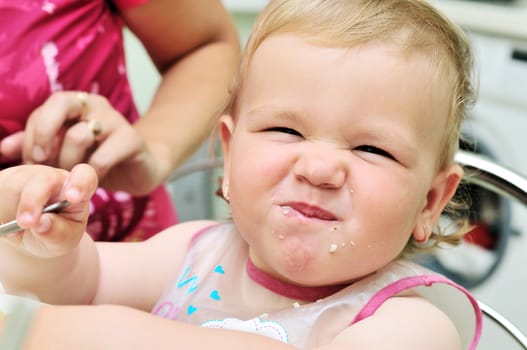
left=455, top=150, right=527, bottom=349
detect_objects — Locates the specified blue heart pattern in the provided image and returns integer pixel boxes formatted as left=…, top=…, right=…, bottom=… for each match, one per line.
left=183, top=265, right=226, bottom=316
left=188, top=305, right=198, bottom=315
left=210, top=290, right=221, bottom=301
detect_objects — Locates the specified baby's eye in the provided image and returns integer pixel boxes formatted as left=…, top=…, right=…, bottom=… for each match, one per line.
left=355, top=145, right=395, bottom=160
left=265, top=127, right=302, bottom=137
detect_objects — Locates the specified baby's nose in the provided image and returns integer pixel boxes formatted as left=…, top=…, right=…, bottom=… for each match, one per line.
left=293, top=148, right=347, bottom=189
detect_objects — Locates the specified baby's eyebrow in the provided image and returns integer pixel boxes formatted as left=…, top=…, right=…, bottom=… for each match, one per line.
left=246, top=106, right=302, bottom=123
left=358, top=127, right=417, bottom=157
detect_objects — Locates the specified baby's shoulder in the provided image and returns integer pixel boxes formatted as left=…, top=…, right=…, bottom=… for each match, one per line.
left=150, top=219, right=221, bottom=242
left=143, top=220, right=222, bottom=255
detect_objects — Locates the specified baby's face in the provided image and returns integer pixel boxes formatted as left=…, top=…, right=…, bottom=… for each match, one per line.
left=220, top=34, right=455, bottom=286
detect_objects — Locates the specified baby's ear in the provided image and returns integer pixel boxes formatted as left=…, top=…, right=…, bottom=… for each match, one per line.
left=413, top=164, right=463, bottom=242
left=219, top=115, right=234, bottom=193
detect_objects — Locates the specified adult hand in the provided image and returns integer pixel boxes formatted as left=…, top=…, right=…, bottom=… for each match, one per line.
left=0, top=163, right=97, bottom=258
left=1, top=91, right=161, bottom=196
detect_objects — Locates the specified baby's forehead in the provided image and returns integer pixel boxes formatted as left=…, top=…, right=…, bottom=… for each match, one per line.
left=253, top=32, right=451, bottom=75
left=244, top=37, right=449, bottom=143
left=248, top=34, right=452, bottom=98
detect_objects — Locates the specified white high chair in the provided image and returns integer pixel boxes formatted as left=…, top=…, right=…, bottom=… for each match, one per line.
left=167, top=149, right=527, bottom=349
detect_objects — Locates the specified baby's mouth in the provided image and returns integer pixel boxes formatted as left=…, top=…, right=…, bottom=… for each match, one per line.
left=280, top=202, right=337, bottom=221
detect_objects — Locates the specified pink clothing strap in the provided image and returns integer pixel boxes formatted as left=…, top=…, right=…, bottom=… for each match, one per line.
left=351, top=274, right=482, bottom=350
left=189, top=223, right=223, bottom=244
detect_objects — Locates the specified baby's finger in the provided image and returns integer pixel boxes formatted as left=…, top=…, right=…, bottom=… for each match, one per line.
left=15, top=209, right=87, bottom=258
left=28, top=165, right=98, bottom=256
left=15, top=168, right=71, bottom=229
left=63, top=164, right=99, bottom=205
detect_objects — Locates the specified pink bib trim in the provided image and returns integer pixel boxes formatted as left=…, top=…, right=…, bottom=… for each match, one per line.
left=246, top=258, right=347, bottom=302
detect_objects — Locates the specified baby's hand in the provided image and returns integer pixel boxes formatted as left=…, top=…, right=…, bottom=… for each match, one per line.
left=0, top=163, right=98, bottom=258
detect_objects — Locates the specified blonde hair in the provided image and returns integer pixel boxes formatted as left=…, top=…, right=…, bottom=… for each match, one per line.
left=223, top=0, right=477, bottom=253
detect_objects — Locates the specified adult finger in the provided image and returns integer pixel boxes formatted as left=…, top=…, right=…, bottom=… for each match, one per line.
left=88, top=127, right=149, bottom=190
left=58, top=120, right=99, bottom=170
left=0, top=132, right=24, bottom=161
left=22, top=91, right=88, bottom=163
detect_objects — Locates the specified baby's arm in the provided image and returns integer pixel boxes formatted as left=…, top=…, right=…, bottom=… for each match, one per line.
left=0, top=164, right=99, bottom=304
left=10, top=295, right=460, bottom=349
left=20, top=304, right=297, bottom=350
left=91, top=220, right=215, bottom=311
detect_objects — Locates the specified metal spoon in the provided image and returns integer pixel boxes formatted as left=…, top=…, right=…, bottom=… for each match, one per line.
left=0, top=200, right=70, bottom=236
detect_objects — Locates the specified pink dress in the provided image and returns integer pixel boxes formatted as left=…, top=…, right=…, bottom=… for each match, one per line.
left=153, top=223, right=482, bottom=349
left=0, top=0, right=177, bottom=241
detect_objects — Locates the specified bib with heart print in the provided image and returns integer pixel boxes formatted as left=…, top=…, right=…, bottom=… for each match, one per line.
left=152, top=223, right=481, bottom=349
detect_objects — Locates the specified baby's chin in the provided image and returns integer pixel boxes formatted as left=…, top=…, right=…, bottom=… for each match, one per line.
left=272, top=236, right=321, bottom=277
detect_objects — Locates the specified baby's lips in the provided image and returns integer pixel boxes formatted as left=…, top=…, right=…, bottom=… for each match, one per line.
left=282, top=202, right=338, bottom=221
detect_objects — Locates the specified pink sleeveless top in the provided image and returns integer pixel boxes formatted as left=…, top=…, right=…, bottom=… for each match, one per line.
left=0, top=0, right=177, bottom=241
left=152, top=223, right=482, bottom=349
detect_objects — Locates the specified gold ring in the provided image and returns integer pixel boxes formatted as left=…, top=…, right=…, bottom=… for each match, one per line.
left=86, top=119, right=103, bottom=137
left=76, top=91, right=88, bottom=114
